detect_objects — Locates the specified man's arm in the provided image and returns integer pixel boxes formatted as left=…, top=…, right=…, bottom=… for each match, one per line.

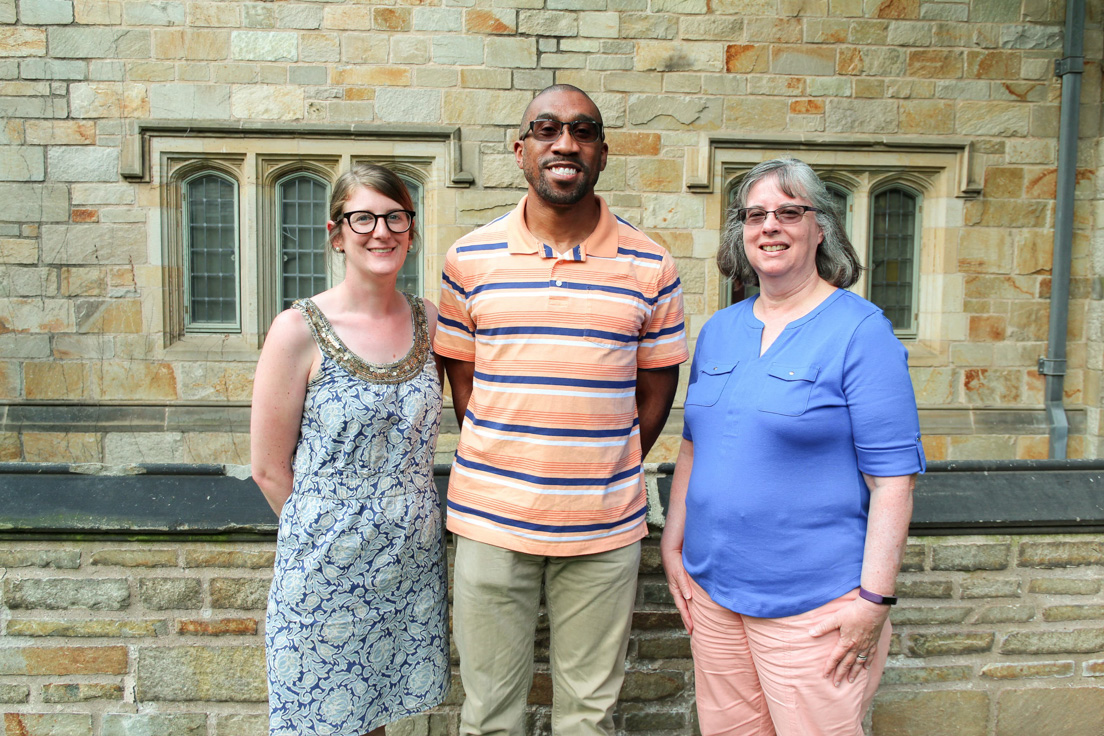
left=636, top=365, right=679, bottom=460
left=442, top=356, right=475, bottom=427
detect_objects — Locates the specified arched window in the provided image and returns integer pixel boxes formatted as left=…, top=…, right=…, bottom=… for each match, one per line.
left=869, top=186, right=920, bottom=332
left=277, top=173, right=329, bottom=309
left=183, top=172, right=239, bottom=331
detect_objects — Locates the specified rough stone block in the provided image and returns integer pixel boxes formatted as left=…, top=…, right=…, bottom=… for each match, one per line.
left=42, top=682, right=125, bottom=702
left=996, top=687, right=1104, bottom=736
left=880, top=665, right=972, bottom=685
left=1019, top=541, right=1104, bottom=568
left=1000, top=628, right=1104, bottom=655
left=413, top=7, right=462, bottom=31
left=0, top=714, right=93, bottom=736
left=825, top=98, right=898, bottom=133
left=1028, top=578, right=1101, bottom=595
left=0, top=28, right=47, bottom=59
left=465, top=8, right=516, bottom=34
left=101, top=713, right=208, bottom=736
left=215, top=714, right=268, bottom=736
left=1, top=646, right=128, bottom=675
left=0, top=146, right=45, bottom=182
left=897, top=580, right=953, bottom=599
left=91, top=549, right=177, bottom=568
left=22, top=432, right=101, bottom=463
left=149, top=83, right=230, bottom=118
left=177, top=617, right=258, bottom=636
left=375, top=87, right=442, bottom=124
left=618, top=670, right=684, bottom=701
left=20, top=0, right=75, bottom=24
left=891, top=606, right=972, bottom=625
left=231, top=30, right=296, bottom=61
left=635, top=634, right=691, bottom=659
left=6, top=618, right=164, bottom=637
left=642, top=194, right=704, bottom=230
left=518, top=10, right=577, bottom=36
left=431, top=35, right=483, bottom=65
left=0, top=549, right=80, bottom=568
left=139, top=577, right=202, bottom=610
left=976, top=605, right=1036, bottom=624
left=932, top=543, right=1011, bottom=571
left=48, top=27, right=149, bottom=59
left=906, top=632, right=995, bottom=657
left=0, top=683, right=30, bottom=702
left=1042, top=605, right=1104, bottom=623
left=46, top=146, right=119, bottom=182
left=485, top=36, right=536, bottom=68
left=4, top=578, right=129, bottom=610
left=443, top=89, right=531, bottom=125
left=229, top=85, right=303, bottom=120
left=872, top=690, right=989, bottom=736
left=183, top=549, right=274, bottom=569
left=136, top=646, right=266, bottom=701
left=209, top=577, right=269, bottom=609
left=982, top=661, right=1074, bottom=679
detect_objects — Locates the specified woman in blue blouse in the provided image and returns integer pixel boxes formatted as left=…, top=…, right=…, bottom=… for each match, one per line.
left=661, top=157, right=925, bottom=735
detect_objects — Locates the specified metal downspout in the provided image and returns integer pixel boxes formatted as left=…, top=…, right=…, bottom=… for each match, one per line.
left=1039, top=0, right=1085, bottom=459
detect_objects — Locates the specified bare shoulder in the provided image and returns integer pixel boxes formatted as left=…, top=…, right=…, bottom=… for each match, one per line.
left=261, top=306, right=315, bottom=358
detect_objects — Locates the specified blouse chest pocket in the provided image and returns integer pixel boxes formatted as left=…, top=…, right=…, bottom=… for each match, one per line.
left=756, top=364, right=819, bottom=416
left=685, top=362, right=738, bottom=408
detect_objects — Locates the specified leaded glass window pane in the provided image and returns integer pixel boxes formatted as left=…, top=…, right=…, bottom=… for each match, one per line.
left=396, top=176, right=422, bottom=295
left=279, top=174, right=329, bottom=308
left=869, top=187, right=917, bottom=332
left=826, top=184, right=851, bottom=238
left=185, top=174, right=238, bottom=328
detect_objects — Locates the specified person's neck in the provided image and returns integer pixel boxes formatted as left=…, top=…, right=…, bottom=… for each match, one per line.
left=524, top=192, right=601, bottom=253
left=333, top=276, right=404, bottom=317
left=755, top=273, right=835, bottom=320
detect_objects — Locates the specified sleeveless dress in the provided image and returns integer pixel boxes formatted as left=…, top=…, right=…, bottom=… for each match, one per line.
left=266, top=293, right=449, bottom=736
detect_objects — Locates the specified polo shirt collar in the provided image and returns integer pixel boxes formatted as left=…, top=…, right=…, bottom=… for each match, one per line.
left=506, top=194, right=619, bottom=261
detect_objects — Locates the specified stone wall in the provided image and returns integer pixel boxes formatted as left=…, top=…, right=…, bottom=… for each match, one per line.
left=2, top=532, right=1103, bottom=736
left=1, top=0, right=1103, bottom=464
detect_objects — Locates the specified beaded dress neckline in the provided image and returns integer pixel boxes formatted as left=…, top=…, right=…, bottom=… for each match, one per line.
left=294, top=293, right=431, bottom=385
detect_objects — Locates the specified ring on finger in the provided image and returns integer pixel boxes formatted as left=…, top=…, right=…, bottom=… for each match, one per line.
left=856, top=653, right=869, bottom=660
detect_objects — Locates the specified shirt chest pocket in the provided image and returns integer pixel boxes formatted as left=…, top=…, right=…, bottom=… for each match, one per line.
left=757, top=364, right=819, bottom=416
left=685, top=362, right=738, bottom=408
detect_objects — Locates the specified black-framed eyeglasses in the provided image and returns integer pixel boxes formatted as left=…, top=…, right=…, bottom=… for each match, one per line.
left=342, top=210, right=415, bottom=234
left=736, top=205, right=818, bottom=227
left=521, top=118, right=605, bottom=144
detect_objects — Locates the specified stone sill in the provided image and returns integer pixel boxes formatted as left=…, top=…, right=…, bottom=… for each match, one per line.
left=2, top=460, right=1104, bottom=540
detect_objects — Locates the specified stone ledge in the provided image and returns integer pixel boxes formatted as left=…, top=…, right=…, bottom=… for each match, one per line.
left=2, top=460, right=1104, bottom=538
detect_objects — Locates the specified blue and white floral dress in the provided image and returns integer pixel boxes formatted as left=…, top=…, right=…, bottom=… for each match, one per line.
left=266, top=294, right=449, bottom=736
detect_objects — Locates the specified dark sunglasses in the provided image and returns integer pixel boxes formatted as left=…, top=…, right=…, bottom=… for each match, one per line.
left=521, top=118, right=605, bottom=144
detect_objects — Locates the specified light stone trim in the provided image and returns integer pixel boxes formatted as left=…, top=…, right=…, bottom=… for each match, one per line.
left=120, top=120, right=473, bottom=187
left=684, top=133, right=982, bottom=198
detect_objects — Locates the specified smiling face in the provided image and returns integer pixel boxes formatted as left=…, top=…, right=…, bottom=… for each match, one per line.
left=514, top=88, right=608, bottom=207
left=742, top=175, right=824, bottom=284
left=326, top=185, right=411, bottom=281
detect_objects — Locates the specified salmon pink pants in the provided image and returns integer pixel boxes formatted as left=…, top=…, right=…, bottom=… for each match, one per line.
left=687, top=577, right=890, bottom=736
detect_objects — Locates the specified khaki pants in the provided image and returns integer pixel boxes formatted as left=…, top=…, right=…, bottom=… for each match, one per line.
left=453, top=536, right=641, bottom=736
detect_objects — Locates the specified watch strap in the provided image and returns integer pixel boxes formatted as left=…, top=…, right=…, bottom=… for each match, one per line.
left=858, top=586, right=898, bottom=606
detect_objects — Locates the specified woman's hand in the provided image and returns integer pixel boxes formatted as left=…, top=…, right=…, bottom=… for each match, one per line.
left=809, top=596, right=890, bottom=686
left=660, top=538, right=693, bottom=634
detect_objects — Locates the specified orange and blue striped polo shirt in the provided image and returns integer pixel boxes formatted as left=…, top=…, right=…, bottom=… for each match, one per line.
left=434, top=195, right=688, bottom=556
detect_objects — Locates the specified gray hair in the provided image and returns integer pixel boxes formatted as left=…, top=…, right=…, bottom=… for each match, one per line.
left=718, top=157, right=862, bottom=289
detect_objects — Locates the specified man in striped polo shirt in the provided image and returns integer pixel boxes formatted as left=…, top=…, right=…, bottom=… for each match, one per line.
left=434, top=85, right=688, bottom=736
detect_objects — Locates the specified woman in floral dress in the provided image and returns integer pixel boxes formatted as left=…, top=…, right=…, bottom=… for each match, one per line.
left=251, top=163, right=448, bottom=736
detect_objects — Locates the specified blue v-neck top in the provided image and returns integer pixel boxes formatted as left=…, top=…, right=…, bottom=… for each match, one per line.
left=682, top=289, right=925, bottom=618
